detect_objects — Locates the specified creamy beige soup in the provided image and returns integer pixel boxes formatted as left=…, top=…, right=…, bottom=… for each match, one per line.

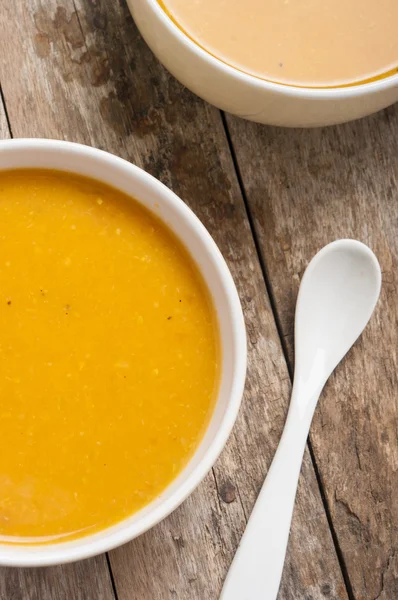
left=159, top=0, right=398, bottom=87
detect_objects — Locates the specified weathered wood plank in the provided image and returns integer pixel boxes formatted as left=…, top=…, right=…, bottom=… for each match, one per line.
left=0, top=0, right=348, bottom=597
left=0, top=558, right=116, bottom=600
left=227, top=106, right=398, bottom=599
left=0, top=58, right=116, bottom=600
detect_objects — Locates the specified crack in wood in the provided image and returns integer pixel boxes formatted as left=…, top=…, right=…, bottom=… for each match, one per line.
left=70, top=0, right=89, bottom=55
left=220, top=110, right=355, bottom=600
left=373, top=550, right=397, bottom=600
left=354, top=436, right=363, bottom=471
left=335, top=495, right=363, bottom=528
left=0, top=84, right=13, bottom=138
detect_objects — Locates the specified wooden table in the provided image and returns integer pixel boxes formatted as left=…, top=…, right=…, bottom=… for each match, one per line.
left=1, top=2, right=397, bottom=598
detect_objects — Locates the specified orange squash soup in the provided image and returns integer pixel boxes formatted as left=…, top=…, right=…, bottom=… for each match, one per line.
left=159, top=0, right=398, bottom=87
left=0, top=169, right=219, bottom=544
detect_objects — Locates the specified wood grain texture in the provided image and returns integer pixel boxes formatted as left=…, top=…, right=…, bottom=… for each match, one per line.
left=0, top=558, right=116, bottom=600
left=0, top=0, right=348, bottom=598
left=0, top=94, right=11, bottom=139
left=0, top=20, right=116, bottom=600
left=0, top=73, right=116, bottom=600
left=227, top=107, right=398, bottom=600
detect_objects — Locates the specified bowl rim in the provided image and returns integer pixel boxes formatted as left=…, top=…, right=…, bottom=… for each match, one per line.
left=0, top=138, right=247, bottom=566
left=142, top=0, right=398, bottom=98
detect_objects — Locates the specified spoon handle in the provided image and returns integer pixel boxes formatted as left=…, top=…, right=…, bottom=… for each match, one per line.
left=220, top=402, right=315, bottom=600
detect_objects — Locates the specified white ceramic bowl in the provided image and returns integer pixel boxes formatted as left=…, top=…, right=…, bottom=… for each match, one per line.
left=127, top=0, right=398, bottom=127
left=0, top=139, right=246, bottom=566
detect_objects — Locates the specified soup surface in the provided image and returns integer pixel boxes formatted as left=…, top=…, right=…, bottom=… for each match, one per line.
left=0, top=169, right=219, bottom=543
left=159, top=0, right=398, bottom=87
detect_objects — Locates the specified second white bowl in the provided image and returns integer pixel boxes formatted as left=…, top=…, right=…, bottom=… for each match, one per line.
left=127, top=0, right=398, bottom=127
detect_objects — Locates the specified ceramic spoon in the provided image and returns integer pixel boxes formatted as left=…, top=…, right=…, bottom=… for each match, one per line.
left=220, top=239, right=381, bottom=600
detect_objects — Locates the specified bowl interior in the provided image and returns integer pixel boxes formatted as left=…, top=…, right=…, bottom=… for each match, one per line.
left=143, top=0, right=398, bottom=96
left=0, top=139, right=246, bottom=565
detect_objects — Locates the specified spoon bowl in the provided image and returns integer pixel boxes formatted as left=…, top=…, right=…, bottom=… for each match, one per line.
left=295, top=240, right=382, bottom=388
